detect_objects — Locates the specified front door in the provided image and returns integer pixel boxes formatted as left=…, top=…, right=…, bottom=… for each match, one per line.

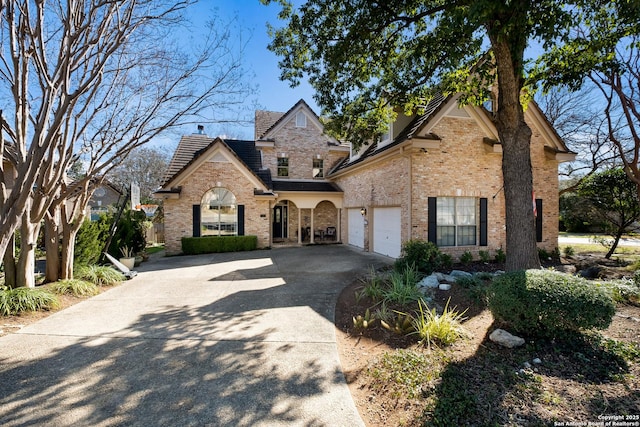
left=273, top=205, right=288, bottom=239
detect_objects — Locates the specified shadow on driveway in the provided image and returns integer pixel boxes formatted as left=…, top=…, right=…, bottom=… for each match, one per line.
left=0, top=245, right=390, bottom=426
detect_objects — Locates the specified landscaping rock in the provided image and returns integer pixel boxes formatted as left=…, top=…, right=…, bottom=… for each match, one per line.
left=418, top=274, right=440, bottom=288
left=553, top=264, right=577, bottom=274
left=532, top=358, right=542, bottom=365
left=438, top=283, right=451, bottom=291
left=579, top=266, right=601, bottom=279
left=489, top=329, right=525, bottom=348
left=450, top=270, right=473, bottom=278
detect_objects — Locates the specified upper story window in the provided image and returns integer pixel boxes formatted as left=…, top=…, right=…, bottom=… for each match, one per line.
left=436, top=197, right=476, bottom=246
left=201, top=187, right=237, bottom=236
left=312, top=158, right=324, bottom=178
left=277, top=157, right=289, bottom=177
left=295, top=111, right=307, bottom=128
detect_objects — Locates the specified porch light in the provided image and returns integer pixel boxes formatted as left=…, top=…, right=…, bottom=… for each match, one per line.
left=360, top=207, right=367, bottom=216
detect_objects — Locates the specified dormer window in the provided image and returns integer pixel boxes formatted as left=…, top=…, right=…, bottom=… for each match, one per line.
left=295, top=111, right=307, bottom=128
left=378, top=122, right=393, bottom=149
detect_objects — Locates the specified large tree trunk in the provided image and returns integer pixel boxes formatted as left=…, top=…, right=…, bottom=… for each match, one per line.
left=44, top=208, right=60, bottom=283
left=60, top=224, right=78, bottom=280
left=2, top=233, right=17, bottom=289
left=16, top=215, right=39, bottom=288
left=491, top=37, right=541, bottom=272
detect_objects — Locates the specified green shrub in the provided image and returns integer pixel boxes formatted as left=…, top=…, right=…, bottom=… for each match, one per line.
left=538, top=248, right=551, bottom=261
left=488, top=270, right=616, bottom=337
left=75, top=215, right=111, bottom=266
left=459, top=251, right=473, bottom=264
left=395, top=239, right=442, bottom=274
left=181, top=235, right=258, bottom=255
left=356, top=267, right=386, bottom=301
left=0, top=287, right=60, bottom=316
left=563, top=246, right=575, bottom=257
left=439, top=253, right=453, bottom=269
left=50, top=279, right=99, bottom=297
left=75, top=265, right=125, bottom=286
left=600, top=279, right=640, bottom=305
left=108, top=209, right=146, bottom=257
left=494, top=247, right=506, bottom=263
left=478, top=250, right=490, bottom=262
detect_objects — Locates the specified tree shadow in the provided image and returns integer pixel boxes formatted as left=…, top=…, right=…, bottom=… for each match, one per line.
left=427, top=324, right=638, bottom=425
left=0, top=245, right=389, bottom=426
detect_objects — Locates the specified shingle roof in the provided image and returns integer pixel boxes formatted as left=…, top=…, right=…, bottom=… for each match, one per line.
left=272, top=180, right=342, bottom=193
left=328, top=93, right=448, bottom=175
left=257, top=99, right=320, bottom=140
left=255, top=110, right=284, bottom=141
left=161, top=135, right=271, bottom=189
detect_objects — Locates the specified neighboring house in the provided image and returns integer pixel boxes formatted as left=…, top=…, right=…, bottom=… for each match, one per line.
left=156, top=96, right=575, bottom=258
left=87, top=181, right=123, bottom=220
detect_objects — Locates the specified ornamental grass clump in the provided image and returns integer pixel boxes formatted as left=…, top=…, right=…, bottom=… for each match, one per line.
left=0, top=287, right=60, bottom=316
left=488, top=269, right=616, bottom=338
left=75, top=265, right=125, bottom=287
left=412, top=298, right=468, bottom=347
left=50, top=279, right=99, bottom=297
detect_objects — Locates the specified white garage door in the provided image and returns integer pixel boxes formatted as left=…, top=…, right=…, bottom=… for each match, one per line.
left=373, top=207, right=402, bottom=258
left=347, top=208, right=364, bottom=249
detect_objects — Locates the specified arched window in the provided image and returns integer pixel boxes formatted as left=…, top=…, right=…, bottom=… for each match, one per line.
left=201, top=188, right=237, bottom=236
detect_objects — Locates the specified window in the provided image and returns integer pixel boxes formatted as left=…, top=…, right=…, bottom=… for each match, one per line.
left=277, top=157, right=289, bottom=177
left=312, top=158, right=323, bottom=178
left=201, top=188, right=237, bottom=236
left=295, top=111, right=307, bottom=128
left=436, top=197, right=476, bottom=246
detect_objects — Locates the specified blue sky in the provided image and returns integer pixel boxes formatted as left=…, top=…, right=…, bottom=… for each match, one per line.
left=182, top=1, right=319, bottom=140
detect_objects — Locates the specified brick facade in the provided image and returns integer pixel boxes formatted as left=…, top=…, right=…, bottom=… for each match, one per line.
left=160, top=98, right=569, bottom=259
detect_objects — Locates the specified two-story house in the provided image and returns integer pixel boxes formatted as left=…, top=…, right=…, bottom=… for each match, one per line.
left=156, top=96, right=575, bottom=258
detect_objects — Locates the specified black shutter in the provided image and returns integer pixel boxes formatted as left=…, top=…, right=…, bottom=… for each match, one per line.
left=237, top=205, right=245, bottom=236
left=192, top=205, right=201, bottom=237
left=536, top=199, right=543, bottom=242
left=479, top=198, right=488, bottom=246
left=428, top=197, right=437, bottom=244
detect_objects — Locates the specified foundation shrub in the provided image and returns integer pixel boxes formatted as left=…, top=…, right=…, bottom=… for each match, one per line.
left=181, top=235, right=258, bottom=255
left=488, top=269, right=616, bottom=338
left=395, top=239, right=443, bottom=275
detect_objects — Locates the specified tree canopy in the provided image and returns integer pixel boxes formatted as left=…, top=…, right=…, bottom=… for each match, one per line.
left=263, top=0, right=638, bottom=271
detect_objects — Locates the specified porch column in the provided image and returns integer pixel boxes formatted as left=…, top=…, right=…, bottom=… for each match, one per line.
left=298, top=207, right=302, bottom=244
left=336, top=208, right=341, bottom=243
left=310, top=208, right=315, bottom=244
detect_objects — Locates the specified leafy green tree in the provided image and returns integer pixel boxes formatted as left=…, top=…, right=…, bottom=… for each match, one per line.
left=262, top=0, right=638, bottom=271
left=578, top=167, right=640, bottom=258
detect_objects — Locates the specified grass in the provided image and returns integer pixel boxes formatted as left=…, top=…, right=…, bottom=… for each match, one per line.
left=50, top=279, right=99, bottom=297
left=75, top=265, right=125, bottom=286
left=0, top=286, right=60, bottom=316
left=145, top=244, right=165, bottom=255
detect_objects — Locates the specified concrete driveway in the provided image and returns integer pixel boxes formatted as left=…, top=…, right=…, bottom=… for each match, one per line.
left=0, top=245, right=390, bottom=427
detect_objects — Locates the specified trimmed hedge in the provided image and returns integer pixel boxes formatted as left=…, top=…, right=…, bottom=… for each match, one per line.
left=181, top=235, right=258, bottom=255
left=488, top=269, right=615, bottom=338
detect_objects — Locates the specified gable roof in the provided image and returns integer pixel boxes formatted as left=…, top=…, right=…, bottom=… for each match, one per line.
left=161, top=134, right=271, bottom=190
left=257, top=99, right=322, bottom=140
left=255, top=110, right=284, bottom=141
left=328, top=92, right=575, bottom=176
left=328, top=93, right=448, bottom=174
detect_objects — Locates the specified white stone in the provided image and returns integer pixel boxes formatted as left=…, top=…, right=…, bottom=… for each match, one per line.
left=523, top=361, right=532, bottom=369
left=489, top=329, right=525, bottom=349
left=438, top=283, right=451, bottom=291
left=532, top=358, right=542, bottom=365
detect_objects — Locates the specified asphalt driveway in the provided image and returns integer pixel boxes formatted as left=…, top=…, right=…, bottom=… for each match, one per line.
left=0, top=245, right=390, bottom=427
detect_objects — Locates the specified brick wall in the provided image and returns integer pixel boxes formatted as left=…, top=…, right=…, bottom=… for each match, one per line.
left=163, top=161, right=271, bottom=255
left=334, top=111, right=561, bottom=259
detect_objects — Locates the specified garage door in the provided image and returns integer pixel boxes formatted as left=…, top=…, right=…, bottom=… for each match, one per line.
left=373, top=207, right=402, bottom=258
left=347, top=208, right=364, bottom=249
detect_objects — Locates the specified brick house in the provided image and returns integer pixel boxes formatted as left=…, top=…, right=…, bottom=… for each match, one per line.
left=156, top=96, right=575, bottom=258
